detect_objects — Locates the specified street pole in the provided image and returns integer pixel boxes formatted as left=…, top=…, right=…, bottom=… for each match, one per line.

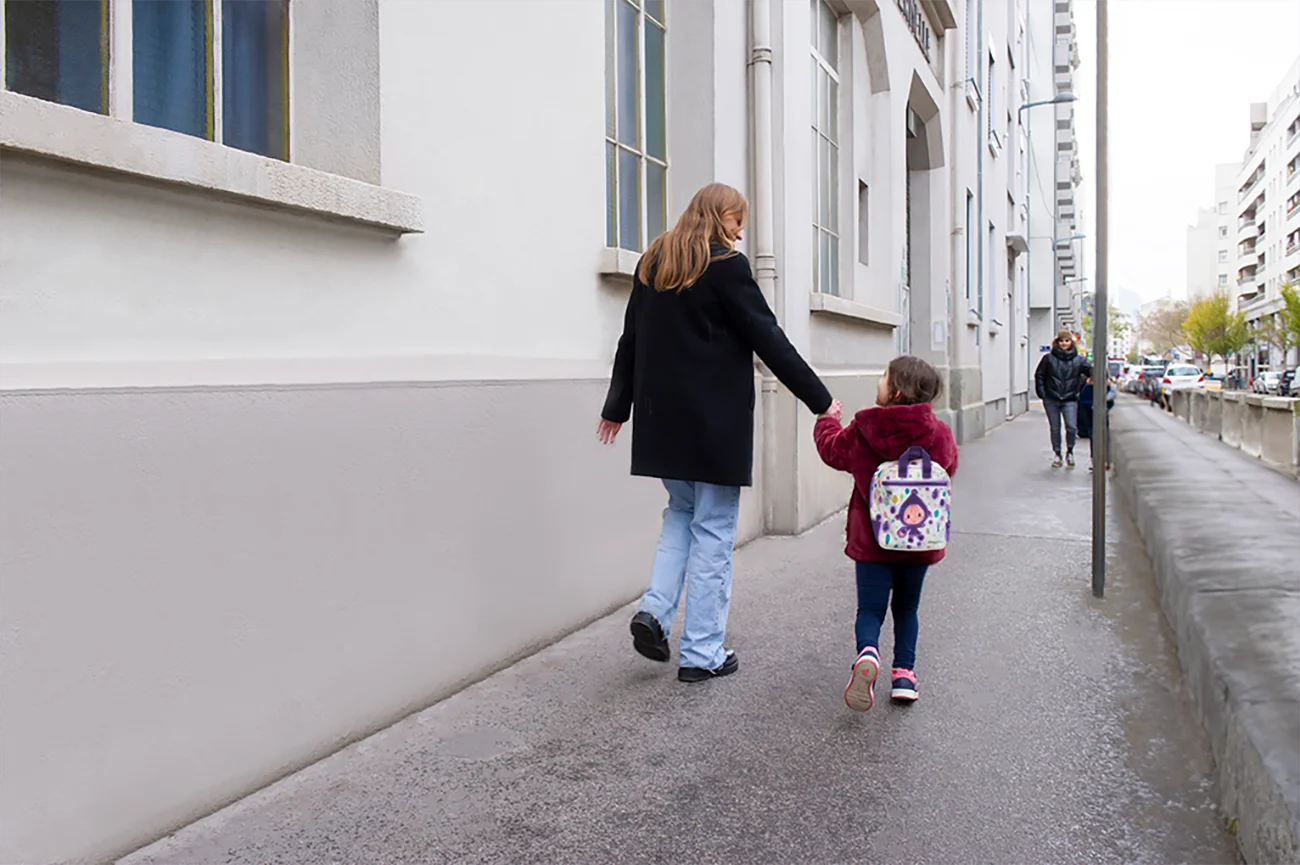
left=1091, top=0, right=1109, bottom=599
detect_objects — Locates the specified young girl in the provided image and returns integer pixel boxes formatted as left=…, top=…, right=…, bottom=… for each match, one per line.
left=599, top=183, right=833, bottom=683
left=813, top=355, right=959, bottom=711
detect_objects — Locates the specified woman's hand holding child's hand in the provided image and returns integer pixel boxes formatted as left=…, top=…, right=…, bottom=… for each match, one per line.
left=597, top=418, right=622, bottom=444
left=820, top=400, right=844, bottom=422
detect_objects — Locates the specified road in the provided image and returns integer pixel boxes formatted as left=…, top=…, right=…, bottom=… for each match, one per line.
left=122, top=406, right=1239, bottom=865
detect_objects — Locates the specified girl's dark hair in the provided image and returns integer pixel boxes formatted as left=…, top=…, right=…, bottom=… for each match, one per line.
left=886, top=355, right=944, bottom=406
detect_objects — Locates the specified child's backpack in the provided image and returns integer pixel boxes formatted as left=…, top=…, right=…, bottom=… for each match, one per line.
left=868, top=446, right=952, bottom=552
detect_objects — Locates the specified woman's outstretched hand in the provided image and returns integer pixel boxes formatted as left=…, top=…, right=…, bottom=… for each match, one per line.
left=819, top=400, right=843, bottom=422
left=597, top=418, right=623, bottom=444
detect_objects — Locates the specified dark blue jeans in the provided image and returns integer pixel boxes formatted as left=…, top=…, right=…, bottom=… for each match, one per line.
left=855, top=561, right=928, bottom=670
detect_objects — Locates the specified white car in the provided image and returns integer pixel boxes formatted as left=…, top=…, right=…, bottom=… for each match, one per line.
left=1160, top=364, right=1205, bottom=397
left=1253, top=371, right=1281, bottom=394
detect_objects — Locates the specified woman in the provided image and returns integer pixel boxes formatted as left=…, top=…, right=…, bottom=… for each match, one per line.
left=598, top=183, right=835, bottom=683
left=1033, top=330, right=1092, bottom=468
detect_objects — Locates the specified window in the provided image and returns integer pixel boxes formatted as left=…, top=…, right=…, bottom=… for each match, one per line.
left=965, top=190, right=974, bottom=302
left=964, top=0, right=975, bottom=80
left=811, top=0, right=839, bottom=295
left=857, top=181, right=869, bottom=266
left=4, top=0, right=289, bottom=160
left=986, top=50, right=995, bottom=139
left=5, top=0, right=108, bottom=114
left=1219, top=274, right=1229, bottom=287
left=985, top=221, right=993, bottom=317
left=605, top=0, right=666, bottom=253
left=1219, top=226, right=1228, bottom=238
left=1219, top=250, right=1229, bottom=262
left=1218, top=201, right=1229, bottom=215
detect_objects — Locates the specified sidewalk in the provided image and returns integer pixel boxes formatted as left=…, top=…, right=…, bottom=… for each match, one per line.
left=1111, top=397, right=1300, bottom=864
left=122, top=409, right=1237, bottom=865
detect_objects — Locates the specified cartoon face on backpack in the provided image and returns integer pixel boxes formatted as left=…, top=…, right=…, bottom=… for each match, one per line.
left=897, top=491, right=929, bottom=541
left=868, top=447, right=951, bottom=552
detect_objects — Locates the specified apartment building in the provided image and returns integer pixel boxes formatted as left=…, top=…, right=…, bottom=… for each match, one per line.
left=0, top=1, right=1065, bottom=860
left=1187, top=163, right=1238, bottom=303
left=1231, top=55, right=1300, bottom=373
left=1026, top=0, right=1083, bottom=361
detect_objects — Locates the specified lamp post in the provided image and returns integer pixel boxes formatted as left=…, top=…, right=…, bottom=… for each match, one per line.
left=1093, top=0, right=1110, bottom=599
left=1019, top=91, right=1076, bottom=360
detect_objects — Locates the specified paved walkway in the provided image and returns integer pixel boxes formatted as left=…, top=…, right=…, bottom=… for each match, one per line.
left=122, top=408, right=1238, bottom=864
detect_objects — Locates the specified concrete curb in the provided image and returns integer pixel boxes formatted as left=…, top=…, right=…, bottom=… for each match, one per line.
left=1111, top=403, right=1300, bottom=864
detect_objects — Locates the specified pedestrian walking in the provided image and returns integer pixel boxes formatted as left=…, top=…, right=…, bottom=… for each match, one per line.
left=1078, top=376, right=1115, bottom=472
left=1034, top=330, right=1092, bottom=468
left=598, top=182, right=833, bottom=683
left=813, top=356, right=959, bottom=711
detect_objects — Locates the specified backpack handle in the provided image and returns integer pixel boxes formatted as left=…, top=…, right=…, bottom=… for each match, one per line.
left=898, top=446, right=933, bottom=479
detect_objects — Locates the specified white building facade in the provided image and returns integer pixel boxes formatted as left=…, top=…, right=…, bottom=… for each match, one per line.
left=1025, top=0, right=1084, bottom=360
left=1231, top=56, right=1300, bottom=373
left=1187, top=164, right=1242, bottom=305
left=0, top=1, right=1067, bottom=860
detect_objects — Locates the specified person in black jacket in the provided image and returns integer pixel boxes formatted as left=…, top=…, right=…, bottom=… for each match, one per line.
left=599, top=182, right=837, bottom=683
left=1033, top=330, right=1092, bottom=468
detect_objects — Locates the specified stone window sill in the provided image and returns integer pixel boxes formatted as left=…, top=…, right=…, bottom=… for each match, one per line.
left=809, top=293, right=901, bottom=328
left=599, top=247, right=642, bottom=279
left=0, top=92, right=422, bottom=234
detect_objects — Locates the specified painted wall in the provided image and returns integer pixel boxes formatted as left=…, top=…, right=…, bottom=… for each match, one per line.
left=0, top=380, right=667, bottom=864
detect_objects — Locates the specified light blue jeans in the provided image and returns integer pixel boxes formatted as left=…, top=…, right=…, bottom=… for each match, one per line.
left=638, top=479, right=742, bottom=671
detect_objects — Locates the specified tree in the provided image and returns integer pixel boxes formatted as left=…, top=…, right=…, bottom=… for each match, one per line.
left=1279, top=282, right=1300, bottom=359
left=1138, top=300, right=1189, bottom=356
left=1183, top=292, right=1247, bottom=369
left=1255, top=314, right=1293, bottom=369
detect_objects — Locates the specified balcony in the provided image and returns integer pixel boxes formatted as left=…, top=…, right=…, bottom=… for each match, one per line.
left=1238, top=217, right=1258, bottom=238
left=1287, top=240, right=1299, bottom=259
left=1238, top=171, right=1265, bottom=203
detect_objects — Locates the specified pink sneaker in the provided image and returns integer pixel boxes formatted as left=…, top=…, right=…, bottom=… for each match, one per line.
left=844, top=647, right=880, bottom=712
left=890, top=667, right=919, bottom=702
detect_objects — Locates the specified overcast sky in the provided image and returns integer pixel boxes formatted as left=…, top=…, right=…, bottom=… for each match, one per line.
left=1070, top=0, right=1300, bottom=309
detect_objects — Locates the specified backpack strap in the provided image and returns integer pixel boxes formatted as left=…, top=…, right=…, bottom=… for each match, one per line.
left=898, top=446, right=933, bottom=479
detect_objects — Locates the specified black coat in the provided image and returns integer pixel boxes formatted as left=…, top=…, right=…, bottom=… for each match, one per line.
left=1034, top=346, right=1092, bottom=402
left=602, top=248, right=832, bottom=487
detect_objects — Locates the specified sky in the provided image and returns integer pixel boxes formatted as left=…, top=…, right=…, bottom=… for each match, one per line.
left=1069, top=0, right=1300, bottom=310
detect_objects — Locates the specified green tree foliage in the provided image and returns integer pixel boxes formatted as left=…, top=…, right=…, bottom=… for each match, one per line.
left=1183, top=293, right=1248, bottom=368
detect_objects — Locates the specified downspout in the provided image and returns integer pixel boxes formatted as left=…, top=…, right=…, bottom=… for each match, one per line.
left=750, top=0, right=778, bottom=318
left=975, top=0, right=985, bottom=388
left=750, top=0, right=783, bottom=534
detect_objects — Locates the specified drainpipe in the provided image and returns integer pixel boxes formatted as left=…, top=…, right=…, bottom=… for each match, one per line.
left=975, top=0, right=985, bottom=391
left=750, top=0, right=778, bottom=319
left=750, top=0, right=787, bottom=533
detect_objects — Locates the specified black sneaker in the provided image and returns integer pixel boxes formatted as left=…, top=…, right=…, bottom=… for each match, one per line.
left=678, top=649, right=739, bottom=683
left=630, top=611, right=670, bottom=662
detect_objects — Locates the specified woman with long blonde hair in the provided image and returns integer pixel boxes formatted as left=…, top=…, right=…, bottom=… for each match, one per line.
left=598, top=183, right=838, bottom=682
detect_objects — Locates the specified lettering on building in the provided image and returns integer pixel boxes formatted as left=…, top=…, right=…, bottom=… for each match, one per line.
left=897, top=0, right=933, bottom=61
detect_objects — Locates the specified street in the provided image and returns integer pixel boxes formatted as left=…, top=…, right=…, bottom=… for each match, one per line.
left=122, top=407, right=1238, bottom=865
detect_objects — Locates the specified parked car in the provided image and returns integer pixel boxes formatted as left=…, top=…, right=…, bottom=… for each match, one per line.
left=1137, top=368, right=1165, bottom=403
left=1253, top=370, right=1281, bottom=394
left=1160, top=364, right=1205, bottom=408
left=1278, top=369, right=1296, bottom=397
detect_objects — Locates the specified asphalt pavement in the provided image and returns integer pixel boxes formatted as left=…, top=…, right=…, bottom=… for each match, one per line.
left=121, top=406, right=1239, bottom=865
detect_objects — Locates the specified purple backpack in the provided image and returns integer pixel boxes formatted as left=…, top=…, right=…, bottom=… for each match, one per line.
left=868, top=446, right=952, bottom=552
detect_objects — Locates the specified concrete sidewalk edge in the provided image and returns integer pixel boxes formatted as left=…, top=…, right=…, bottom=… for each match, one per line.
left=1111, top=416, right=1300, bottom=864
